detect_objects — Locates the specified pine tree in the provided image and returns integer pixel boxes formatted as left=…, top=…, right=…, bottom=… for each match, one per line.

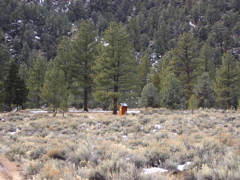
left=214, top=51, right=239, bottom=109
left=0, top=81, right=5, bottom=111
left=70, top=20, right=98, bottom=112
left=40, top=61, right=67, bottom=113
left=4, top=62, right=28, bottom=111
left=188, top=94, right=199, bottom=113
left=138, top=53, right=151, bottom=90
left=12, top=78, right=28, bottom=109
left=194, top=72, right=215, bottom=108
left=198, top=43, right=215, bottom=78
left=59, top=100, right=68, bottom=117
left=27, top=54, right=47, bottom=108
left=171, top=32, right=199, bottom=100
left=160, top=73, right=186, bottom=110
left=94, top=22, right=138, bottom=114
left=138, top=83, right=160, bottom=108
left=127, top=16, right=141, bottom=51
left=0, top=40, right=10, bottom=110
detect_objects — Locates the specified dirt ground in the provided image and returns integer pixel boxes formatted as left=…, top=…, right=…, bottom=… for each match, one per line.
left=0, top=154, right=22, bottom=180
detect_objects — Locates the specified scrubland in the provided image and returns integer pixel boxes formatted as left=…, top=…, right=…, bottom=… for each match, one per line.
left=1, top=108, right=240, bottom=180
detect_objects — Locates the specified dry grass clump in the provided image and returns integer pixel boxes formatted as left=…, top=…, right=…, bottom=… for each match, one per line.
left=1, top=108, right=240, bottom=179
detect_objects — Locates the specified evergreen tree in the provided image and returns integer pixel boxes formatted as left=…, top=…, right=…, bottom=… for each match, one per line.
left=40, top=61, right=67, bottom=113
left=94, top=22, right=138, bottom=114
left=214, top=51, right=239, bottom=109
left=0, top=82, right=5, bottom=111
left=59, top=100, right=68, bottom=117
left=194, top=72, right=215, bottom=108
left=27, top=54, right=47, bottom=108
left=138, top=53, right=151, bottom=90
left=70, top=20, right=98, bottom=111
left=138, top=83, right=160, bottom=108
left=198, top=43, right=215, bottom=78
left=209, top=22, right=231, bottom=55
left=127, top=16, right=141, bottom=51
left=171, top=32, right=199, bottom=100
left=55, top=36, right=71, bottom=77
left=188, top=94, right=199, bottom=113
left=4, top=62, right=28, bottom=111
left=0, top=36, right=10, bottom=110
left=67, top=0, right=86, bottom=22
left=160, top=73, right=186, bottom=110
left=12, top=78, right=28, bottom=110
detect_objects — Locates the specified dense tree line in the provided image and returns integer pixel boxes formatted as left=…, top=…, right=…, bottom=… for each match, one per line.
left=0, top=0, right=240, bottom=113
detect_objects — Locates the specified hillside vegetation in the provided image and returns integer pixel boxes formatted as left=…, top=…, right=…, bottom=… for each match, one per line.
left=1, top=109, right=240, bottom=179
left=0, top=0, right=240, bottom=112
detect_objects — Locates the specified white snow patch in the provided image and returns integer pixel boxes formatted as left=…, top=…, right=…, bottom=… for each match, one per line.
left=103, top=42, right=109, bottom=46
left=177, top=162, right=192, bottom=171
left=143, top=167, right=168, bottom=174
left=35, top=36, right=41, bottom=40
left=122, top=135, right=128, bottom=140
left=189, top=21, right=196, bottom=28
left=29, top=110, right=48, bottom=113
left=154, top=124, right=162, bottom=129
left=127, top=110, right=140, bottom=113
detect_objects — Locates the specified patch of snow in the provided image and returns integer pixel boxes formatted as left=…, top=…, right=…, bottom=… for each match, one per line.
left=122, top=135, right=128, bottom=140
left=154, top=124, right=162, bottom=129
left=35, top=36, right=41, bottom=40
left=127, top=110, right=140, bottom=113
left=143, top=167, right=168, bottom=174
left=189, top=21, right=196, bottom=28
left=29, top=110, right=48, bottom=113
left=103, top=42, right=109, bottom=46
left=177, top=162, right=192, bottom=171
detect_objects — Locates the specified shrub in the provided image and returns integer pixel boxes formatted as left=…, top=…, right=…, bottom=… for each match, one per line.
left=22, top=163, right=43, bottom=178
left=46, top=148, right=66, bottom=160
left=29, top=147, right=46, bottom=160
left=5, top=144, right=27, bottom=161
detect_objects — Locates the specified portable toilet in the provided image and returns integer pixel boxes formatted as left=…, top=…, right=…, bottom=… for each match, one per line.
left=119, top=103, right=128, bottom=115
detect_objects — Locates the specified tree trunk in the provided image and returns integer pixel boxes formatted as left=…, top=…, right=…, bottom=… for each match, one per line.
left=37, top=95, right=40, bottom=109
left=113, top=97, right=118, bottom=115
left=84, top=87, right=88, bottom=111
left=113, top=83, right=118, bottom=115
left=8, top=101, right=12, bottom=112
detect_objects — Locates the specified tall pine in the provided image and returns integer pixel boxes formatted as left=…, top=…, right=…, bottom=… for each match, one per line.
left=40, top=61, right=67, bottom=113
left=94, top=22, right=138, bottom=114
left=27, top=54, right=47, bottom=108
left=171, top=32, right=199, bottom=100
left=214, top=51, right=239, bottom=109
left=4, top=62, right=28, bottom=111
left=70, top=20, right=97, bottom=111
left=138, top=53, right=151, bottom=90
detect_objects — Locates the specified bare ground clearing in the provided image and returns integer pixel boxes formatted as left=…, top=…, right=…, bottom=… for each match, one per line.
left=0, top=154, right=22, bottom=180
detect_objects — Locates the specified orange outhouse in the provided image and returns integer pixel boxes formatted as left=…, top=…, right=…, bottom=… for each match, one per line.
left=119, top=103, right=128, bottom=115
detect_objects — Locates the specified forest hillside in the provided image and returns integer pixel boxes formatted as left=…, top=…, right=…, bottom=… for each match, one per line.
left=0, top=0, right=240, bottom=112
